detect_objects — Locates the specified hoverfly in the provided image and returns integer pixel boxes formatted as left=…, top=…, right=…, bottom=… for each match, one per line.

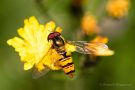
left=32, top=31, right=109, bottom=79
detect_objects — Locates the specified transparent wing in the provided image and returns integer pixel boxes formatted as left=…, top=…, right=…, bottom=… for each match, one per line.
left=32, top=66, right=50, bottom=79
left=67, top=41, right=108, bottom=55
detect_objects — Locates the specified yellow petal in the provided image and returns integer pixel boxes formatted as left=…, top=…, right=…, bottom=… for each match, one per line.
left=24, top=62, right=35, bottom=70
left=56, top=27, right=62, bottom=33
left=7, top=37, right=26, bottom=52
left=44, top=21, right=56, bottom=32
left=92, top=36, right=109, bottom=44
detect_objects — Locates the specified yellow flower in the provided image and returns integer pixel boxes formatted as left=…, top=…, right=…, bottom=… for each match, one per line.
left=7, top=16, right=62, bottom=71
left=81, top=13, right=100, bottom=35
left=106, top=0, right=130, bottom=18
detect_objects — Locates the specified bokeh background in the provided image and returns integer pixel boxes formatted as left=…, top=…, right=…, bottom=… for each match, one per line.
left=0, top=0, right=135, bottom=90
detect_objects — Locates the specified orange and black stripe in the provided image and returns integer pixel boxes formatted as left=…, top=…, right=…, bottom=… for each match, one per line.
left=59, top=54, right=75, bottom=78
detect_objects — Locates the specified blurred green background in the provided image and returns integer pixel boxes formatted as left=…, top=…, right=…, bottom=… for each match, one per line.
left=0, top=0, right=135, bottom=90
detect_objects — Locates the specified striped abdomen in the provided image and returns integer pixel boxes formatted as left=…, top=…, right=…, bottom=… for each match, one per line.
left=59, top=55, right=75, bottom=78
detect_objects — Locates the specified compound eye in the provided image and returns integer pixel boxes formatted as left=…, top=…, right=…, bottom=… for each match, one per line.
left=54, top=32, right=61, bottom=36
